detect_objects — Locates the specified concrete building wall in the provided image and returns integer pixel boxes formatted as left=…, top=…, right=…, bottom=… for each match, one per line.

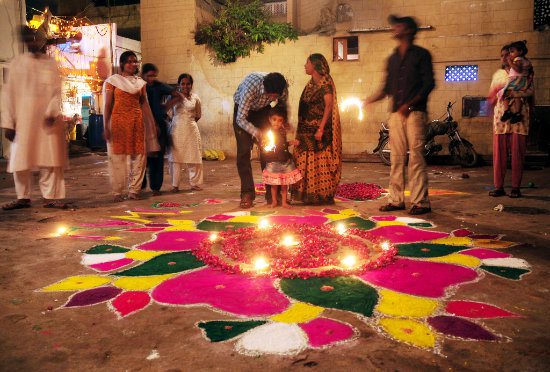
left=141, top=0, right=550, bottom=158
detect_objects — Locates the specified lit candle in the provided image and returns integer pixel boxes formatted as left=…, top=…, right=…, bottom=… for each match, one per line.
left=281, top=235, right=298, bottom=247
left=254, top=257, right=269, bottom=271
left=264, top=130, right=276, bottom=152
left=341, top=255, right=357, bottom=268
left=381, top=241, right=391, bottom=251
left=335, top=223, right=346, bottom=235
left=258, top=219, right=270, bottom=230
left=53, top=226, right=69, bottom=237
left=209, top=233, right=219, bottom=242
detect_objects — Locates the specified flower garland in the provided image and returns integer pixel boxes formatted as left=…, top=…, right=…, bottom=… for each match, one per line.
left=192, top=224, right=397, bottom=279
left=336, top=183, right=385, bottom=201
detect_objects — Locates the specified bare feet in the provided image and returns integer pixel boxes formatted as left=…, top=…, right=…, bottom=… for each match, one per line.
left=271, top=202, right=278, bottom=208
left=171, top=187, right=179, bottom=193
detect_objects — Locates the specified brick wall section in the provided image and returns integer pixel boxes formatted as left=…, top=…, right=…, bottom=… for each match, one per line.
left=141, top=0, right=550, bottom=158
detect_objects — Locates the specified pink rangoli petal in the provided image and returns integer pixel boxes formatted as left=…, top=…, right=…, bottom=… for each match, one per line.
left=299, top=318, right=356, bottom=348
left=125, top=227, right=166, bottom=233
left=207, top=214, right=234, bottom=221
left=445, top=300, right=519, bottom=318
left=152, top=268, right=290, bottom=317
left=90, top=258, right=134, bottom=272
left=460, top=248, right=511, bottom=259
left=137, top=231, right=209, bottom=251
left=360, top=257, right=478, bottom=298
left=81, top=220, right=137, bottom=227
left=111, top=291, right=151, bottom=317
left=369, top=225, right=448, bottom=243
left=371, top=215, right=397, bottom=221
left=267, top=215, right=328, bottom=225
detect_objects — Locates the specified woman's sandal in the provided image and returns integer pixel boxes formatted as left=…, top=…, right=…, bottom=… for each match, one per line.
left=509, top=188, right=522, bottom=198
left=489, top=188, right=506, bottom=197
left=2, top=199, right=31, bottom=210
left=128, top=193, right=140, bottom=200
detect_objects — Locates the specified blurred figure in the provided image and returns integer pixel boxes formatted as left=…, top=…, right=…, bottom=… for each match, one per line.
left=1, top=26, right=68, bottom=210
left=365, top=15, right=435, bottom=215
left=141, top=63, right=174, bottom=196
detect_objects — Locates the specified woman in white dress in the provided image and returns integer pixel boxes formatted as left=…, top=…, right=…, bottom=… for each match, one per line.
left=166, top=73, right=203, bottom=192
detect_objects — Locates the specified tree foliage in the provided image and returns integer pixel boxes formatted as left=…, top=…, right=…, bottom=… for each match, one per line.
left=195, top=0, right=298, bottom=63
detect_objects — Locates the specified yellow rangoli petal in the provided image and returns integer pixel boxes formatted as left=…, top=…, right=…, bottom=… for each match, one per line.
left=376, top=289, right=439, bottom=317
left=426, top=253, right=481, bottom=268
left=113, top=274, right=176, bottom=291
left=103, top=236, right=123, bottom=241
left=165, top=219, right=196, bottom=231
left=376, top=221, right=406, bottom=227
left=228, top=215, right=261, bottom=223
left=125, top=250, right=164, bottom=260
left=379, top=318, right=436, bottom=348
left=41, top=275, right=112, bottom=292
left=270, top=302, right=324, bottom=323
left=431, top=236, right=473, bottom=246
left=474, top=239, right=515, bottom=249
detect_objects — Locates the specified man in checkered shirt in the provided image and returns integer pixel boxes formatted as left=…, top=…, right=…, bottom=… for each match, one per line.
left=233, top=72, right=288, bottom=208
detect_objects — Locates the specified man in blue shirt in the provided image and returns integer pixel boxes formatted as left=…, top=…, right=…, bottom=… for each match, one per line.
left=233, top=72, right=288, bottom=208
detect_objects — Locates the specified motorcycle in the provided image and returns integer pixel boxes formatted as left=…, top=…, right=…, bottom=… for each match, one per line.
left=372, top=102, right=478, bottom=167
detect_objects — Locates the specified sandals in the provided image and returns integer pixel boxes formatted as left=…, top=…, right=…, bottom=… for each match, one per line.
left=191, top=186, right=203, bottom=191
left=379, top=203, right=405, bottom=212
left=170, top=187, right=179, bottom=194
left=239, top=194, right=254, bottom=209
left=2, top=199, right=31, bottom=210
left=489, top=188, right=506, bottom=197
left=43, top=201, right=69, bottom=209
left=509, top=188, right=522, bottom=198
left=409, top=205, right=432, bottom=215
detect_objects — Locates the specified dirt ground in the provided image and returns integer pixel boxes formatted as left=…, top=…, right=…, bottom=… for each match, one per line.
left=0, top=153, right=549, bottom=371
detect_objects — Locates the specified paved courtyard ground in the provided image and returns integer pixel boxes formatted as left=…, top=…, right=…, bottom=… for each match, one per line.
left=0, top=153, right=549, bottom=371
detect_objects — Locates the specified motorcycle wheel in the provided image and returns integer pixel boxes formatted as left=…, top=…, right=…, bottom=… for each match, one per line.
left=450, top=140, right=478, bottom=167
left=378, top=137, right=391, bottom=166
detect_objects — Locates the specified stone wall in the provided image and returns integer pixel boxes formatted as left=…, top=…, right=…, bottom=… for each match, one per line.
left=141, top=0, right=550, bottom=158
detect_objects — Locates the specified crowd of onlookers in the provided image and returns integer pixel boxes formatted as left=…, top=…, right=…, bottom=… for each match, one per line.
left=1, top=17, right=535, bottom=212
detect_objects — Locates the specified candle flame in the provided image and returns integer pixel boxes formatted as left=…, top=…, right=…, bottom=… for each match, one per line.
left=341, top=97, right=364, bottom=121
left=254, top=257, right=270, bottom=271
left=341, top=255, right=357, bottom=268
left=281, top=235, right=299, bottom=247
left=209, top=233, right=219, bottom=242
left=381, top=241, right=391, bottom=251
left=264, top=130, right=276, bottom=152
left=258, top=219, right=270, bottom=229
left=52, top=225, right=69, bottom=237
left=335, top=223, right=347, bottom=235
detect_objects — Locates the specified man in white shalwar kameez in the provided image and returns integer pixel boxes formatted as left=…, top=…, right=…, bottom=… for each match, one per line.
left=1, top=27, right=68, bottom=210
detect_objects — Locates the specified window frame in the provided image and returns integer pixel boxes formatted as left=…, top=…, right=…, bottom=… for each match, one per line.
left=333, top=36, right=359, bottom=62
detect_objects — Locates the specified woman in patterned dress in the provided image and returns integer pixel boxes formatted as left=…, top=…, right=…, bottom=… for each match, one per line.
left=165, top=73, right=203, bottom=193
left=103, top=51, right=159, bottom=202
left=291, top=53, right=342, bottom=204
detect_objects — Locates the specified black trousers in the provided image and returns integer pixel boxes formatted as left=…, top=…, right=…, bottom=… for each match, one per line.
left=142, top=152, right=165, bottom=191
left=233, top=104, right=281, bottom=203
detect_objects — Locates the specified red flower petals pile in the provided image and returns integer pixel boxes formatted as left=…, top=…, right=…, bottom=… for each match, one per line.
left=336, top=183, right=385, bottom=201
left=193, top=223, right=397, bottom=278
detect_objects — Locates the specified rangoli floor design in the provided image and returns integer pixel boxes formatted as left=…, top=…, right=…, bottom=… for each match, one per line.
left=39, top=207, right=529, bottom=356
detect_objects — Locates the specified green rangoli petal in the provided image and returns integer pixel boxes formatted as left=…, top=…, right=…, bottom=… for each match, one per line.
left=397, top=243, right=469, bottom=258
left=85, top=244, right=130, bottom=254
left=408, top=222, right=434, bottom=228
left=198, top=320, right=267, bottom=342
left=481, top=265, right=530, bottom=280
left=329, top=217, right=376, bottom=230
left=280, top=277, right=378, bottom=317
left=196, top=220, right=256, bottom=231
left=113, top=252, right=205, bottom=276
